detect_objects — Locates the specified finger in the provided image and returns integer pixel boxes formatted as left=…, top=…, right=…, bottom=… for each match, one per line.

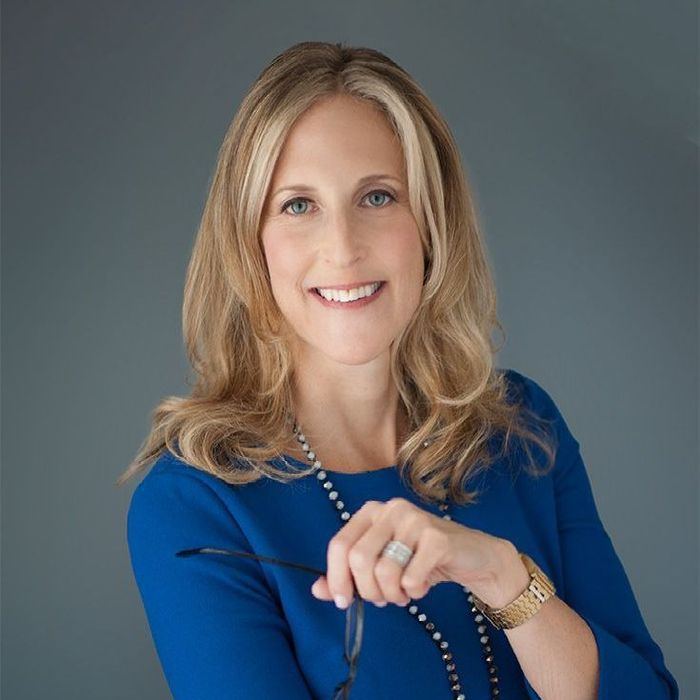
left=326, top=500, right=381, bottom=609
left=349, top=518, right=402, bottom=606
left=310, top=576, right=332, bottom=601
left=350, top=498, right=420, bottom=607
left=372, top=505, right=429, bottom=606
left=373, top=555, right=412, bottom=606
left=399, top=528, right=450, bottom=600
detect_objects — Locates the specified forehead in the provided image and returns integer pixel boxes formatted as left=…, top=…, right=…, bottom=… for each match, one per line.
left=269, top=95, right=406, bottom=183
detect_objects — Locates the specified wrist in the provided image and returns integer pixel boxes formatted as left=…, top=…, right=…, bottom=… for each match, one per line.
left=469, top=539, right=530, bottom=609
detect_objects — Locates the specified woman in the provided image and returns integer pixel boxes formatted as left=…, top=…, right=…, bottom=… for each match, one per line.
left=119, top=41, right=678, bottom=699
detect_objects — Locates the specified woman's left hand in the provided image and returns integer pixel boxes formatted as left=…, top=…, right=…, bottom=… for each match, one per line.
left=310, top=497, right=523, bottom=610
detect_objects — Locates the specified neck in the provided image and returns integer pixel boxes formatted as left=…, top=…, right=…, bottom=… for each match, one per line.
left=287, top=348, right=407, bottom=472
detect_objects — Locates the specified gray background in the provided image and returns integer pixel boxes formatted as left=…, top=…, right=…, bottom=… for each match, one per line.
left=2, top=1, right=697, bottom=698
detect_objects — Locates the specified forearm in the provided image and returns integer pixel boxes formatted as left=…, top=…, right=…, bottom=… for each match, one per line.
left=469, top=540, right=599, bottom=700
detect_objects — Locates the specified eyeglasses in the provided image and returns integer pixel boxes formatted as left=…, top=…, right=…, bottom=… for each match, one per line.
left=176, top=546, right=364, bottom=699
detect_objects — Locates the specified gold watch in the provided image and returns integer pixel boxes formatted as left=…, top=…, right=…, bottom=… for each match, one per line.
left=470, top=553, right=555, bottom=630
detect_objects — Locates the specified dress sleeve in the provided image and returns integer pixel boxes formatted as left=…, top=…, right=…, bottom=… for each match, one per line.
left=518, top=374, right=679, bottom=700
left=126, top=466, right=315, bottom=700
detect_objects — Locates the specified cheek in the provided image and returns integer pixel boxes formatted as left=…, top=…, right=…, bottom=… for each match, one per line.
left=261, top=234, right=295, bottom=293
left=388, top=228, right=425, bottom=284
left=394, top=232, right=426, bottom=315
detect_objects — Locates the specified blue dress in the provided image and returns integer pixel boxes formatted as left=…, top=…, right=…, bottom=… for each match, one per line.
left=126, top=369, right=679, bottom=699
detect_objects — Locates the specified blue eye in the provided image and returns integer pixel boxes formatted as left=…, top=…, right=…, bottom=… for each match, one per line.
left=366, top=190, right=394, bottom=207
left=280, top=189, right=396, bottom=216
left=283, top=199, right=310, bottom=216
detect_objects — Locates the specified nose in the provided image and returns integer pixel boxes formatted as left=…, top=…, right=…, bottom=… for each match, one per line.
left=321, top=209, right=365, bottom=268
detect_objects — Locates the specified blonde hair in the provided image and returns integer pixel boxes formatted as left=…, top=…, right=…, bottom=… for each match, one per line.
left=115, top=41, right=556, bottom=506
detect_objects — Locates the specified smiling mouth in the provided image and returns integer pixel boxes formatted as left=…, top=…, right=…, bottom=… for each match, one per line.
left=311, top=281, right=385, bottom=304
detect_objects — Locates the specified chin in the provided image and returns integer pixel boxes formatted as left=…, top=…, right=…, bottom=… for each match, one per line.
left=324, top=347, right=390, bottom=367
left=338, top=354, right=386, bottom=367
left=301, top=339, right=392, bottom=368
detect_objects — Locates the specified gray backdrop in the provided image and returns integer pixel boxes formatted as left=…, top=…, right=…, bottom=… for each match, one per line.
left=2, top=1, right=697, bottom=698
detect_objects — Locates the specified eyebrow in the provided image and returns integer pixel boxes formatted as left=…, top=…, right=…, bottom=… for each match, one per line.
left=270, top=174, right=404, bottom=200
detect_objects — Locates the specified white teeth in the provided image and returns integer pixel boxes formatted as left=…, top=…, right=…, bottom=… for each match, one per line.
left=316, top=282, right=381, bottom=302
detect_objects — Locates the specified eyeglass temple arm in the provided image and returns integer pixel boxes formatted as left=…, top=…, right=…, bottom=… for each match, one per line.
left=176, top=546, right=326, bottom=577
left=177, top=546, right=363, bottom=700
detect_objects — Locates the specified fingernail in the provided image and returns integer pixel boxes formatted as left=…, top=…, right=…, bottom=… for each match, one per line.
left=375, top=600, right=387, bottom=607
left=334, top=594, right=349, bottom=609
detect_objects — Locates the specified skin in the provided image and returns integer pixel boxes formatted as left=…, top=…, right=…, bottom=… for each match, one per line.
left=259, top=94, right=599, bottom=699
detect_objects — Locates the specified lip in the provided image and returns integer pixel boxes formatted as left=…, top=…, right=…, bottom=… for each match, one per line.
left=309, top=280, right=383, bottom=292
left=310, top=281, right=386, bottom=309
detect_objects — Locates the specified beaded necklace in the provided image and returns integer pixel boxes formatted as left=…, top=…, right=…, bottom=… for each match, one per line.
left=293, top=425, right=501, bottom=699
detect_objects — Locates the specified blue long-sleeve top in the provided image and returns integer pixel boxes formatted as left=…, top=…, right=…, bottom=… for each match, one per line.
left=126, top=369, right=679, bottom=699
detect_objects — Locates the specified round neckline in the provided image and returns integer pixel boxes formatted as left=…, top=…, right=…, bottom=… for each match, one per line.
left=279, top=452, right=398, bottom=476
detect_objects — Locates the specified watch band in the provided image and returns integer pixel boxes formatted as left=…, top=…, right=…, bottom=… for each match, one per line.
left=470, top=553, right=556, bottom=630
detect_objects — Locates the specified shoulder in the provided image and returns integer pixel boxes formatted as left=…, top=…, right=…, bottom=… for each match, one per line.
left=129, top=449, right=228, bottom=502
left=124, top=451, right=276, bottom=620
left=499, top=367, right=564, bottom=418
left=499, top=368, right=576, bottom=438
left=496, top=367, right=583, bottom=473
left=126, top=450, right=239, bottom=547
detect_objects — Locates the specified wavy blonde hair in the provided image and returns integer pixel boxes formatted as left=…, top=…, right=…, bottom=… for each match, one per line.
left=115, top=41, right=556, bottom=505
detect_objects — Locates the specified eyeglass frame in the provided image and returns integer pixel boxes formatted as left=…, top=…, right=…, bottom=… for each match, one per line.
left=176, top=546, right=364, bottom=699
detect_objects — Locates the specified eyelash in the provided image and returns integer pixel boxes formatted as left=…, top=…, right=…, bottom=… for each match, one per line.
left=280, top=189, right=396, bottom=216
